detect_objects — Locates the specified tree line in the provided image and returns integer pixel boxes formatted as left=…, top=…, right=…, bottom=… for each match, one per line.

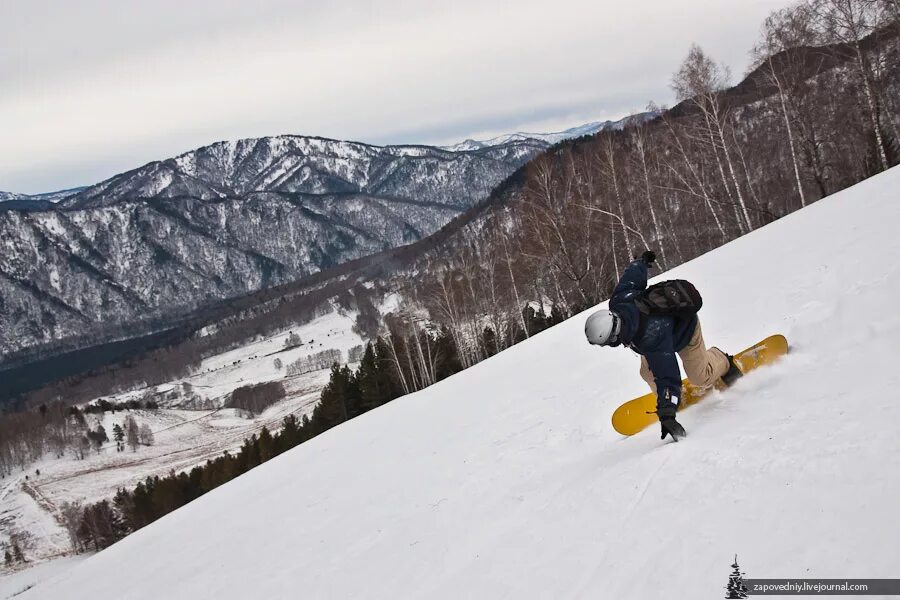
left=83, top=398, right=160, bottom=414
left=284, top=348, right=342, bottom=377
left=382, top=0, right=899, bottom=381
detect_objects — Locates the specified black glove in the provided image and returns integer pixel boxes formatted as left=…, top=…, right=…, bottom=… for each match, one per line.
left=640, top=250, right=656, bottom=268
left=660, top=420, right=671, bottom=440
left=660, top=417, right=686, bottom=440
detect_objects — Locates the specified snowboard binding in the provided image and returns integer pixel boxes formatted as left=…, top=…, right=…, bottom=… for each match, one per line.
left=720, top=353, right=744, bottom=387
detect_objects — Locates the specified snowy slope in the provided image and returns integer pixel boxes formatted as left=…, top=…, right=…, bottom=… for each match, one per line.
left=0, top=556, right=86, bottom=600
left=21, top=168, right=900, bottom=599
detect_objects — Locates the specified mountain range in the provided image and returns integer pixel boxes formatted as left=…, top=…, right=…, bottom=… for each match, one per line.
left=438, top=114, right=642, bottom=151
left=0, top=122, right=605, bottom=361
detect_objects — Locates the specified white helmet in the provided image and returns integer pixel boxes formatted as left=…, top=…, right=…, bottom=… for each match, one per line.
left=585, top=309, right=621, bottom=346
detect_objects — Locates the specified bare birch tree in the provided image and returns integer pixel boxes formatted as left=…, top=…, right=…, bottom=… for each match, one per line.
left=672, top=44, right=755, bottom=232
left=810, top=0, right=890, bottom=170
left=753, top=4, right=821, bottom=207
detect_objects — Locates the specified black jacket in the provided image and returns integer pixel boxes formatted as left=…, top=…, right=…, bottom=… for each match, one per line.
left=609, top=259, right=698, bottom=409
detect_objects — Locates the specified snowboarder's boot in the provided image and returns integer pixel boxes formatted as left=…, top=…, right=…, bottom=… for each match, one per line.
left=660, top=417, right=686, bottom=441
left=720, top=353, right=743, bottom=387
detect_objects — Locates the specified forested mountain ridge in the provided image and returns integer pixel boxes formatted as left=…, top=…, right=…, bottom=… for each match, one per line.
left=0, top=135, right=548, bottom=360
left=373, top=11, right=900, bottom=384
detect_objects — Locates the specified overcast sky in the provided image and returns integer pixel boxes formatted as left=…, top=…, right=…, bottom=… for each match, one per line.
left=1, top=0, right=789, bottom=194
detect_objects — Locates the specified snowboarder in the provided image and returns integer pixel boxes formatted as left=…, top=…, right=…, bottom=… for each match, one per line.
left=584, top=250, right=742, bottom=440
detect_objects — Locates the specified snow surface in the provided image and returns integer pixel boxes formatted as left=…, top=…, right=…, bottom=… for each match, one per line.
left=19, top=168, right=900, bottom=598
left=0, top=556, right=86, bottom=600
left=0, top=475, right=70, bottom=560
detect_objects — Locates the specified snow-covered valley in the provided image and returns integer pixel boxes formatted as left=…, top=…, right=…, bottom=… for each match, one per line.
left=0, top=307, right=370, bottom=586
left=6, top=164, right=898, bottom=598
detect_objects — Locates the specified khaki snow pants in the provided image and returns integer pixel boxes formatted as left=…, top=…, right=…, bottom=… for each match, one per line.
left=639, top=320, right=730, bottom=394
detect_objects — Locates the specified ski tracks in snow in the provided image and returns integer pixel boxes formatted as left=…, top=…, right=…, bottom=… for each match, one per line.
left=625, top=450, right=674, bottom=518
left=0, top=477, right=21, bottom=504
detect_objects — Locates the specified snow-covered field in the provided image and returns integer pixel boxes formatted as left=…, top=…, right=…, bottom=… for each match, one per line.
left=0, top=374, right=326, bottom=566
left=0, top=307, right=368, bottom=581
left=14, top=168, right=900, bottom=598
left=32, top=380, right=326, bottom=506
left=110, top=307, right=366, bottom=407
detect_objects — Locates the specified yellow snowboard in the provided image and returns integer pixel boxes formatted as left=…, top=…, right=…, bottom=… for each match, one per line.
left=611, top=334, right=789, bottom=436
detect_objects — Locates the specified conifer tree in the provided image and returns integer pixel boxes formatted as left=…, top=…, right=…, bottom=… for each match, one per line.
left=4, top=549, right=11, bottom=567
left=356, top=343, right=391, bottom=412
left=130, top=478, right=158, bottom=528
left=278, top=414, right=301, bottom=450
left=96, top=424, right=108, bottom=445
left=112, top=423, right=125, bottom=452
left=725, top=555, right=749, bottom=599
left=317, top=364, right=355, bottom=426
left=241, top=434, right=262, bottom=469
left=257, top=427, right=275, bottom=463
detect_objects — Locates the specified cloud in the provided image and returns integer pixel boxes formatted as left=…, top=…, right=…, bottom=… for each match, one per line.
left=0, top=0, right=789, bottom=193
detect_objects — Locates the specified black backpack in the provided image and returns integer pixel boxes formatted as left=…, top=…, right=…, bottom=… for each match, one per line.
left=634, top=279, right=703, bottom=320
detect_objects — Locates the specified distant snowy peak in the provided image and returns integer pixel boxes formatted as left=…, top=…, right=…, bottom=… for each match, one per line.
left=0, top=191, right=29, bottom=202
left=0, top=187, right=84, bottom=203
left=442, top=134, right=546, bottom=153
left=441, top=112, right=658, bottom=152
left=0, top=187, right=84, bottom=211
left=30, top=187, right=88, bottom=203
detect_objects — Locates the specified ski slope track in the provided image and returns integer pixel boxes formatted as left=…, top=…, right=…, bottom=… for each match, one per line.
left=22, top=169, right=900, bottom=598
